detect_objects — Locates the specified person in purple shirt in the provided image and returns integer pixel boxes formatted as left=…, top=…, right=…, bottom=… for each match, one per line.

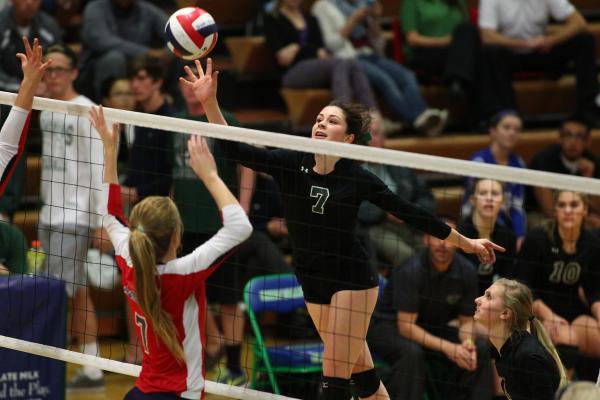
left=462, top=110, right=526, bottom=247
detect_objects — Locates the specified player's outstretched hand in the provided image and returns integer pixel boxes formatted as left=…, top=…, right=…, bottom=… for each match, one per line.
left=179, top=58, right=219, bottom=105
left=188, top=135, right=218, bottom=183
left=89, top=106, right=119, bottom=153
left=462, top=238, right=505, bottom=265
left=17, top=37, right=51, bottom=84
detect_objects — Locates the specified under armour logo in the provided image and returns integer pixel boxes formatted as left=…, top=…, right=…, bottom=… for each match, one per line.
left=552, top=247, right=559, bottom=254
left=300, top=166, right=309, bottom=173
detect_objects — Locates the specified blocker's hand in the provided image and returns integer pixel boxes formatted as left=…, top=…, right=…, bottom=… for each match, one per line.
left=188, top=135, right=218, bottom=183
left=179, top=58, right=219, bottom=105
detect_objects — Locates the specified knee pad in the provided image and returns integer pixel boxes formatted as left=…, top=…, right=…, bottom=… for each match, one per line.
left=321, top=376, right=350, bottom=400
left=556, top=344, right=579, bottom=370
left=350, top=369, right=380, bottom=398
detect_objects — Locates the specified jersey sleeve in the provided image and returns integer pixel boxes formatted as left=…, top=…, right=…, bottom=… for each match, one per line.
left=0, top=106, right=31, bottom=196
left=583, top=235, right=600, bottom=306
left=361, top=169, right=451, bottom=239
left=160, top=204, right=253, bottom=294
left=219, top=139, right=290, bottom=181
left=99, top=183, right=132, bottom=270
left=478, top=0, right=500, bottom=30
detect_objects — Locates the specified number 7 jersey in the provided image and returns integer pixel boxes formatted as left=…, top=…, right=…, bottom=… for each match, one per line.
left=220, top=141, right=451, bottom=274
left=100, top=183, right=252, bottom=398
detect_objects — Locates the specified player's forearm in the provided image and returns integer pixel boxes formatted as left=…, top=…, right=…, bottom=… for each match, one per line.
left=14, top=77, right=39, bottom=111
left=203, top=174, right=240, bottom=210
left=103, top=147, right=118, bottom=184
left=203, top=99, right=228, bottom=126
left=533, top=299, right=555, bottom=321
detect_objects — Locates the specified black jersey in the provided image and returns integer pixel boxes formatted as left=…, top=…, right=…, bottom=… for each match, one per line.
left=220, top=141, right=451, bottom=274
left=515, top=227, right=600, bottom=322
left=457, top=216, right=517, bottom=294
left=493, top=330, right=560, bottom=400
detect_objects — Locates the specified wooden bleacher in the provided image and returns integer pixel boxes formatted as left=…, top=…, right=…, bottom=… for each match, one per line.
left=386, top=130, right=600, bottom=216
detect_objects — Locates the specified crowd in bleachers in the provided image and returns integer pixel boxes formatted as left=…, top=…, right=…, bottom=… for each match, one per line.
left=1, top=0, right=600, bottom=399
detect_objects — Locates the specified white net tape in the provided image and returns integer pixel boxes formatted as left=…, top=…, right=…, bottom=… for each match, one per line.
left=0, top=91, right=598, bottom=195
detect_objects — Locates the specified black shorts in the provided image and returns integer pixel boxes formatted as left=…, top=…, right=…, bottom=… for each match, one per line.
left=124, top=387, right=181, bottom=400
left=295, top=263, right=379, bottom=305
left=182, top=232, right=243, bottom=305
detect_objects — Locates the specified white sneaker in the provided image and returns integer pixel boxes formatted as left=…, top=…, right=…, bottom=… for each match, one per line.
left=414, top=109, right=448, bottom=137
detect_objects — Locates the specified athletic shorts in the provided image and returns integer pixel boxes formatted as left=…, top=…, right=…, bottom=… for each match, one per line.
left=38, top=224, right=91, bottom=297
left=182, top=232, right=242, bottom=305
left=295, top=263, right=379, bottom=305
left=124, top=387, right=182, bottom=399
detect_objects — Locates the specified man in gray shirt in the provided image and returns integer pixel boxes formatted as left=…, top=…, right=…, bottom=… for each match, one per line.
left=79, top=0, right=173, bottom=100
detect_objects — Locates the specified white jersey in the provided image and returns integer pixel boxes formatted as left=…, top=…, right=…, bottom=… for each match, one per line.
left=0, top=106, right=29, bottom=194
left=40, top=95, right=104, bottom=229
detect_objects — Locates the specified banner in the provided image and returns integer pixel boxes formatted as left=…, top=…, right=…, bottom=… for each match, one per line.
left=0, top=275, right=66, bottom=400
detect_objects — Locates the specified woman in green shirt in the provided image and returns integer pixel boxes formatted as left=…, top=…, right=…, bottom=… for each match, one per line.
left=402, top=0, right=479, bottom=104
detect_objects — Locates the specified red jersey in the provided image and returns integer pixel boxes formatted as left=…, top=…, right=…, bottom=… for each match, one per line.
left=0, top=106, right=31, bottom=196
left=101, top=183, right=252, bottom=399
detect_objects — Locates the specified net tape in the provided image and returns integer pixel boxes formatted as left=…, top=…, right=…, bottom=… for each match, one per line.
left=0, top=91, right=598, bottom=195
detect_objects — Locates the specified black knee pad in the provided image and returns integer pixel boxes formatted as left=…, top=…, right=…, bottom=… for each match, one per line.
left=556, top=344, right=579, bottom=370
left=321, top=376, right=350, bottom=400
left=350, top=369, right=380, bottom=398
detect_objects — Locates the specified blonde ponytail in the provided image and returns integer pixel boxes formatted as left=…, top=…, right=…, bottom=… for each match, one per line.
left=530, top=317, right=568, bottom=389
left=129, top=196, right=185, bottom=362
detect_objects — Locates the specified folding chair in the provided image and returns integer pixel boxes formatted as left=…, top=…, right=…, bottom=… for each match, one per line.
left=244, top=273, right=323, bottom=395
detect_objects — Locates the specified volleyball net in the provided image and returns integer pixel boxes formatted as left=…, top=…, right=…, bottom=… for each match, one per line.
left=1, top=90, right=599, bottom=399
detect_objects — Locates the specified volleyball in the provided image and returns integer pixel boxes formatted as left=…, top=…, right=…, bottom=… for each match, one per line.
left=165, top=7, right=218, bottom=60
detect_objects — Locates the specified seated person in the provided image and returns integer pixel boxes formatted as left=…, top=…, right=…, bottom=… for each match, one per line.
left=478, top=0, right=599, bottom=120
left=367, top=217, right=493, bottom=400
left=312, top=0, right=448, bottom=136
left=79, top=0, right=172, bottom=100
left=516, top=190, right=600, bottom=375
left=458, top=179, right=517, bottom=294
left=0, top=0, right=61, bottom=92
left=462, top=110, right=526, bottom=244
left=121, top=56, right=175, bottom=204
left=358, top=121, right=436, bottom=269
left=0, top=220, right=27, bottom=275
left=528, top=115, right=600, bottom=228
left=265, top=0, right=380, bottom=114
left=402, top=0, right=480, bottom=113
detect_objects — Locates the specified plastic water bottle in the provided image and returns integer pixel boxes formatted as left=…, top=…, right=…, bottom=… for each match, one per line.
left=26, top=240, right=45, bottom=274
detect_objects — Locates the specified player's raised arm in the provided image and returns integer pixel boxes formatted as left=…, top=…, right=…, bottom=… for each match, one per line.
left=0, top=37, right=51, bottom=195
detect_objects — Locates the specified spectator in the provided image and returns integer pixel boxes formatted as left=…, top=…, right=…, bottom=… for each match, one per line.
left=462, top=110, right=527, bottom=243
left=312, top=0, right=448, bottom=136
left=358, top=117, right=436, bottom=269
left=79, top=0, right=172, bottom=101
left=39, top=44, right=105, bottom=390
left=402, top=0, right=480, bottom=116
left=529, top=115, right=600, bottom=228
left=121, top=56, right=175, bottom=205
left=367, top=217, right=493, bottom=400
left=264, top=0, right=379, bottom=112
left=172, top=75, right=254, bottom=386
left=0, top=0, right=61, bottom=92
left=0, top=220, right=27, bottom=275
left=516, top=190, right=600, bottom=376
left=478, top=0, right=599, bottom=120
left=458, top=179, right=517, bottom=294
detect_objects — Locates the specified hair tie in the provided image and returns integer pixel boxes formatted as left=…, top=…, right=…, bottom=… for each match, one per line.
left=528, top=315, right=535, bottom=322
left=136, top=225, right=145, bottom=234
